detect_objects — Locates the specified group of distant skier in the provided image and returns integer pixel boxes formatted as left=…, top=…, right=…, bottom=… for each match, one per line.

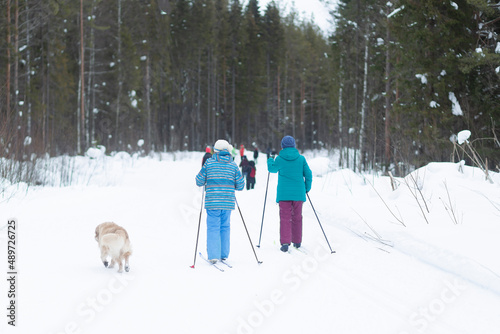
left=195, top=135, right=312, bottom=263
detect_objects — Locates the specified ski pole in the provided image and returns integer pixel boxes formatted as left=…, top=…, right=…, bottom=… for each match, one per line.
left=190, top=186, right=205, bottom=268
left=307, top=193, right=335, bottom=254
left=257, top=171, right=270, bottom=248
left=235, top=197, right=263, bottom=264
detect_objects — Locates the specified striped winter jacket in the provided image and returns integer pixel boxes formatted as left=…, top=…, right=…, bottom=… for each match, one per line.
left=196, top=151, right=245, bottom=210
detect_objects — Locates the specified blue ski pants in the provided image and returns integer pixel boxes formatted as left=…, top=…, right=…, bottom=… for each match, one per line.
left=206, top=209, right=231, bottom=260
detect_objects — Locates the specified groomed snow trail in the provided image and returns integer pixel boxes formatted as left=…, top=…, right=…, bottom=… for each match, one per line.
left=1, top=152, right=499, bottom=334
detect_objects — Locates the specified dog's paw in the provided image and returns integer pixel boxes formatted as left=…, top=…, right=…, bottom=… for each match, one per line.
left=103, top=261, right=109, bottom=268
left=125, top=265, right=130, bottom=272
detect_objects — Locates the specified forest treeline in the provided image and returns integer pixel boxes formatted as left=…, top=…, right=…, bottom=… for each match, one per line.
left=1, top=0, right=499, bottom=174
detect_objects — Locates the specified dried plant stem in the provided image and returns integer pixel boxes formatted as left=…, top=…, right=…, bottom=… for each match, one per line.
left=457, top=141, right=494, bottom=184
left=388, top=171, right=398, bottom=191
left=439, top=180, right=461, bottom=225
left=404, top=175, right=430, bottom=224
left=353, top=209, right=382, bottom=239
left=365, top=178, right=406, bottom=227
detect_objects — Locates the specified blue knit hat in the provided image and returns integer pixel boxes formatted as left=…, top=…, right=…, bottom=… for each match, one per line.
left=281, top=135, right=296, bottom=148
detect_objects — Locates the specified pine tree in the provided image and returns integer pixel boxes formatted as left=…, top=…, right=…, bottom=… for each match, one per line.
left=263, top=1, right=284, bottom=146
left=240, top=0, right=266, bottom=145
left=390, top=0, right=478, bottom=166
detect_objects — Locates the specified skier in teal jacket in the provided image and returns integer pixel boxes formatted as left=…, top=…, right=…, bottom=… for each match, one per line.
left=267, top=135, right=312, bottom=252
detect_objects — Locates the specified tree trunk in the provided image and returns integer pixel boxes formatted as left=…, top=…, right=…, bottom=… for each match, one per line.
left=25, top=0, right=32, bottom=141
left=6, top=0, right=11, bottom=128
left=197, top=51, right=202, bottom=146
left=358, top=33, right=369, bottom=172
left=384, top=8, right=392, bottom=167
left=145, top=55, right=152, bottom=152
left=231, top=64, right=236, bottom=143
left=14, top=0, right=19, bottom=133
left=115, top=0, right=122, bottom=151
left=207, top=48, right=211, bottom=144
left=283, top=58, right=288, bottom=134
left=78, top=0, right=85, bottom=154
left=300, top=79, right=305, bottom=145
left=338, top=58, right=344, bottom=167
left=89, top=1, right=97, bottom=147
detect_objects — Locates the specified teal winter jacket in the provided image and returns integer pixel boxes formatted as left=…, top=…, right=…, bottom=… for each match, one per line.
left=267, top=148, right=312, bottom=202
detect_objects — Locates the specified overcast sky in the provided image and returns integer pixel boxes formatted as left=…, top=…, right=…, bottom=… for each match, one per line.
left=252, top=0, right=337, bottom=35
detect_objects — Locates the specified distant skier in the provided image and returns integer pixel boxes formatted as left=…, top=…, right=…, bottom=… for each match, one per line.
left=231, top=146, right=238, bottom=161
left=239, top=144, right=245, bottom=158
left=202, top=146, right=212, bottom=167
left=246, top=160, right=256, bottom=190
left=267, top=135, right=312, bottom=252
left=266, top=145, right=271, bottom=159
left=253, top=146, right=259, bottom=164
left=239, top=155, right=250, bottom=178
left=196, top=139, right=245, bottom=263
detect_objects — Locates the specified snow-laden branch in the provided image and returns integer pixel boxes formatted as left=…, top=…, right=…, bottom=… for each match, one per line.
left=387, top=5, right=404, bottom=19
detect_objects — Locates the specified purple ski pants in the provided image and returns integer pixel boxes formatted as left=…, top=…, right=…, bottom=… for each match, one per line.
left=279, top=201, right=303, bottom=245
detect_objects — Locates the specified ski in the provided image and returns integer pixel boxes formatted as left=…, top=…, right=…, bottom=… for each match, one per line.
left=198, top=252, right=224, bottom=272
left=293, top=246, right=308, bottom=255
left=220, top=259, right=233, bottom=268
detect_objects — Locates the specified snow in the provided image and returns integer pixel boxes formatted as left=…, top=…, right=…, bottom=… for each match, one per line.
left=416, top=74, right=427, bottom=85
left=85, top=145, right=106, bottom=159
left=1, top=150, right=500, bottom=334
left=387, top=5, right=405, bottom=18
left=23, top=136, right=32, bottom=147
left=449, top=92, right=463, bottom=116
left=457, top=130, right=471, bottom=145
left=430, top=101, right=440, bottom=108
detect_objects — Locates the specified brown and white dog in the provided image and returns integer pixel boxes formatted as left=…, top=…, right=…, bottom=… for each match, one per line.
left=95, top=222, right=132, bottom=273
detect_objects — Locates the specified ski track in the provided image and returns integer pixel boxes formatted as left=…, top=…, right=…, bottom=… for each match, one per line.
left=1, top=153, right=500, bottom=334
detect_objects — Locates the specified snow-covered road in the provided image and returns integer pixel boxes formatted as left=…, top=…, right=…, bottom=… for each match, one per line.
left=1, top=151, right=499, bottom=333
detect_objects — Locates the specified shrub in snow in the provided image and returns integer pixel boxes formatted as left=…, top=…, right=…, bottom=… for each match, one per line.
left=452, top=130, right=493, bottom=183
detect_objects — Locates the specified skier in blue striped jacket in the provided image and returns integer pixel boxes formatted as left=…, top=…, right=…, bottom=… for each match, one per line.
left=196, top=139, right=245, bottom=263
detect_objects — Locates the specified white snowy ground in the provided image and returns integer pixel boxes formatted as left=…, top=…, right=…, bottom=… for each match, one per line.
left=1, top=149, right=500, bottom=334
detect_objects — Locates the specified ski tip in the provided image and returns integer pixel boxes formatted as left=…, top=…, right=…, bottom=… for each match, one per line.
left=256, top=245, right=260, bottom=248
left=258, top=261, right=263, bottom=264
left=190, top=265, right=195, bottom=268
left=331, top=251, right=336, bottom=254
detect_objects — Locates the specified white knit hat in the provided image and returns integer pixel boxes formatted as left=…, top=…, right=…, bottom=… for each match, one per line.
left=214, top=139, right=233, bottom=152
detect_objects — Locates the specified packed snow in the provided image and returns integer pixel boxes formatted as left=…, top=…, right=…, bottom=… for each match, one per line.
left=1, top=149, right=500, bottom=334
